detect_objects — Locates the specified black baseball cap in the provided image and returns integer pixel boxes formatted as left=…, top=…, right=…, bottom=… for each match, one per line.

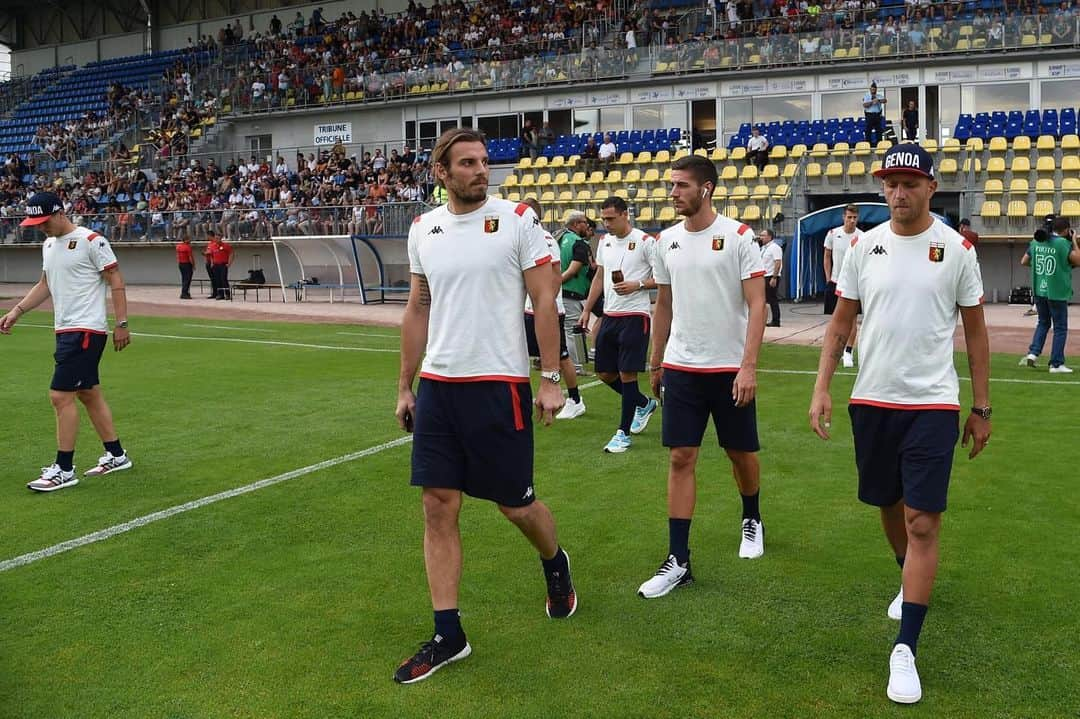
left=20, top=191, right=63, bottom=227
left=873, top=143, right=935, bottom=179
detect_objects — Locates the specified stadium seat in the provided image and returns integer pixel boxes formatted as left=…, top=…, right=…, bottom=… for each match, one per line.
left=761, top=164, right=780, bottom=181
left=516, top=157, right=533, bottom=170
left=729, top=185, right=749, bottom=201
left=558, top=190, right=574, bottom=202
left=569, top=171, right=587, bottom=185
left=789, top=144, right=807, bottom=159
left=740, top=165, right=759, bottom=181
left=1061, top=135, right=1079, bottom=151
left=720, top=165, right=739, bottom=182
left=809, top=143, right=829, bottom=158
left=1011, top=156, right=1031, bottom=175
left=650, top=186, right=667, bottom=199
left=1012, top=136, right=1031, bottom=152
left=587, top=171, right=605, bottom=185
left=768, top=145, right=787, bottom=160
left=729, top=147, right=747, bottom=162
left=1036, top=156, right=1057, bottom=176
left=962, top=157, right=983, bottom=174
left=654, top=150, right=671, bottom=164
left=941, top=138, right=961, bottom=154
left=540, top=190, right=555, bottom=203
left=825, top=162, right=843, bottom=178
left=1007, top=200, right=1028, bottom=218
left=1063, top=155, right=1080, bottom=174
left=624, top=168, right=641, bottom=184
left=534, top=157, right=549, bottom=169
left=536, top=173, right=552, bottom=187
left=805, top=162, right=822, bottom=179
left=657, top=206, right=676, bottom=222
left=988, top=136, right=1008, bottom=153
left=782, top=163, right=799, bottom=180
left=636, top=151, right=652, bottom=165
left=503, top=175, right=518, bottom=188
left=576, top=189, right=592, bottom=202
left=742, top=205, right=762, bottom=222
left=874, top=140, right=893, bottom=155
left=938, top=158, right=958, bottom=176
left=979, top=200, right=1001, bottom=218
left=616, top=152, right=635, bottom=165
left=847, top=161, right=866, bottom=177
left=1033, top=200, right=1055, bottom=219
left=749, top=184, right=770, bottom=201
left=965, top=137, right=985, bottom=152
left=637, top=206, right=655, bottom=223
left=519, top=174, right=535, bottom=187
left=852, top=141, right=872, bottom=157
left=983, top=179, right=1004, bottom=196
left=642, top=168, right=660, bottom=185
left=1062, top=178, right=1080, bottom=197
left=594, top=189, right=610, bottom=203
left=507, top=192, right=522, bottom=202
left=1062, top=200, right=1080, bottom=218
left=1008, top=178, right=1029, bottom=196
left=772, top=184, right=790, bottom=199
left=831, top=142, right=850, bottom=157
left=712, top=185, right=728, bottom=200
left=1035, top=178, right=1056, bottom=196
left=986, top=157, right=1006, bottom=176
left=605, top=170, right=622, bottom=184
left=723, top=205, right=740, bottom=220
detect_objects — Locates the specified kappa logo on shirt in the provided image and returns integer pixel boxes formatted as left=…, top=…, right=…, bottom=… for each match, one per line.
left=870, top=245, right=888, bottom=256
left=428, top=225, right=444, bottom=235
left=668, top=242, right=681, bottom=251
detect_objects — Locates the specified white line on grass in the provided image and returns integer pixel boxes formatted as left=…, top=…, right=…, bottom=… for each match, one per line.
left=0, top=436, right=415, bottom=574
left=335, top=331, right=399, bottom=338
left=184, top=324, right=277, bottom=333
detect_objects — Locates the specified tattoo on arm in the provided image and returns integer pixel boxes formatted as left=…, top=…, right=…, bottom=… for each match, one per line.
left=416, top=275, right=431, bottom=306
left=829, top=333, right=848, bottom=362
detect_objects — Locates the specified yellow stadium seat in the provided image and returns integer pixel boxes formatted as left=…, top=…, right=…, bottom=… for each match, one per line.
left=942, top=138, right=961, bottom=154
left=1021, top=34, right=1037, bottom=46
left=576, top=189, right=592, bottom=202
left=712, top=185, right=728, bottom=200
left=809, top=143, right=829, bottom=158
left=938, top=158, right=959, bottom=176
left=1035, top=178, right=1056, bottom=196
left=955, top=39, right=971, bottom=51
left=587, top=171, right=605, bottom=185
left=549, top=156, right=565, bottom=169
left=1061, top=135, right=1079, bottom=151
left=558, top=190, right=574, bottom=202
left=1033, top=200, right=1055, bottom=219
left=536, top=173, right=552, bottom=187
left=921, top=139, right=938, bottom=154
left=831, top=142, right=850, bottom=157
left=542, top=209, right=554, bottom=224
left=833, top=48, right=848, bottom=59
left=605, top=170, right=622, bottom=184
left=729, top=185, right=749, bottom=201
left=874, top=140, right=893, bottom=155
left=594, top=189, right=610, bottom=202
left=567, top=155, right=581, bottom=167
left=853, top=142, right=872, bottom=157
left=1036, top=156, right=1056, bottom=176
left=876, top=45, right=892, bottom=56
left=765, top=204, right=784, bottom=219
left=847, top=47, right=861, bottom=59
left=1062, top=177, right=1080, bottom=196
left=616, top=152, right=635, bottom=165
left=710, top=148, right=728, bottom=161
left=729, top=147, right=747, bottom=162
left=533, top=157, right=549, bottom=169
left=569, top=171, right=587, bottom=185
left=870, top=160, right=883, bottom=174
left=1040, top=33, right=1053, bottom=44
left=1007, top=200, right=1028, bottom=218
left=654, top=150, right=671, bottom=164
left=983, top=179, right=1004, bottom=196
left=723, top=204, right=740, bottom=220
left=643, top=168, right=660, bottom=184
left=825, top=162, right=844, bottom=177
left=672, top=149, right=690, bottom=161
left=1011, top=156, right=1031, bottom=174
left=986, top=157, right=1006, bottom=176
left=636, top=151, right=653, bottom=165
left=613, top=188, right=629, bottom=200
left=782, top=163, right=799, bottom=180
left=1012, top=136, right=1031, bottom=152
left=750, top=185, right=770, bottom=200
left=965, top=137, right=984, bottom=152
left=516, top=157, right=533, bottom=170
left=1061, top=200, right=1080, bottom=218
left=1034, top=135, right=1056, bottom=152
left=1063, top=155, right=1080, bottom=174
left=662, top=168, right=672, bottom=183
left=848, top=161, right=866, bottom=177
left=519, top=174, right=535, bottom=187
left=693, top=148, right=708, bottom=157
left=772, top=184, right=790, bottom=199
left=624, top=169, right=641, bottom=184
left=962, top=157, right=982, bottom=174
left=761, top=164, right=780, bottom=181
left=805, top=162, right=822, bottom=179
left=633, top=187, right=648, bottom=201
left=503, top=175, right=519, bottom=188
left=552, top=172, right=570, bottom=186
left=789, top=144, right=807, bottom=159
left=720, top=165, right=739, bottom=182
left=650, top=186, right=668, bottom=199
left=637, top=206, right=655, bottom=223
left=506, top=192, right=522, bottom=202
left=1008, top=178, right=1029, bottom=195
left=988, top=137, right=1008, bottom=153
left=540, top=190, right=555, bottom=203
left=658, top=206, right=677, bottom=223
left=742, top=205, right=762, bottom=222
left=740, top=165, right=759, bottom=181
left=979, top=200, right=1001, bottom=218
left=769, top=145, right=787, bottom=160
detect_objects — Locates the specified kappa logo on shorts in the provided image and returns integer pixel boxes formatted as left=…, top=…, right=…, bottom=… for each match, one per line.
left=928, top=244, right=945, bottom=262
left=68, top=240, right=78, bottom=250
left=870, top=245, right=888, bottom=256
left=483, top=216, right=499, bottom=233
left=712, top=235, right=725, bottom=251
left=522, top=486, right=534, bottom=500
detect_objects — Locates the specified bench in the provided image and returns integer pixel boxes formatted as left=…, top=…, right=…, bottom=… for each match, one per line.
left=366, top=285, right=410, bottom=304
left=230, top=282, right=284, bottom=302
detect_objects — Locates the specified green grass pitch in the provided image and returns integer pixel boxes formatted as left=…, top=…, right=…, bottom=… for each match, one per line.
left=0, top=313, right=1077, bottom=718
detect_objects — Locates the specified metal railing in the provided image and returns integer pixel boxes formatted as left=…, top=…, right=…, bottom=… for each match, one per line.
left=1, top=202, right=430, bottom=244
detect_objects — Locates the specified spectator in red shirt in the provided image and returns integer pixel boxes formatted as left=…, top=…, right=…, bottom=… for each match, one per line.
left=209, top=232, right=234, bottom=300
left=958, top=218, right=979, bottom=247
left=176, top=234, right=195, bottom=299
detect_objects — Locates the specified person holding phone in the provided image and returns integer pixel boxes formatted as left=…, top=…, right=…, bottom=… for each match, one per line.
left=580, top=197, right=657, bottom=453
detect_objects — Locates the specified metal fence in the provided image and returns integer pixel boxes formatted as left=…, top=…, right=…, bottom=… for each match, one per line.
left=1, top=202, right=430, bottom=244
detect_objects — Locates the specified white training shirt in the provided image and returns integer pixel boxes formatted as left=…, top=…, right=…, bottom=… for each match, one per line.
left=653, top=213, right=765, bottom=371
left=409, top=197, right=552, bottom=381
left=524, top=229, right=566, bottom=315
left=747, top=134, right=768, bottom=152
left=595, top=227, right=654, bottom=317
left=823, top=225, right=859, bottom=283
left=836, top=218, right=983, bottom=409
left=42, top=225, right=118, bottom=334
left=759, top=240, right=783, bottom=277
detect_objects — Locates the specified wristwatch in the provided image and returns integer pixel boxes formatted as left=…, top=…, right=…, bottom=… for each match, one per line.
left=970, top=406, right=992, bottom=420
left=116, top=320, right=128, bottom=329
left=541, top=370, right=561, bottom=384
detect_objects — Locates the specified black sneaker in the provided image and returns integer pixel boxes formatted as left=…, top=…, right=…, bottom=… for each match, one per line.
left=393, top=633, right=471, bottom=684
left=545, top=549, right=578, bottom=619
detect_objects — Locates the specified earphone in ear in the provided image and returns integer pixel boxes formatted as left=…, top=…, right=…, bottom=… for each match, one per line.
left=701, top=188, right=709, bottom=199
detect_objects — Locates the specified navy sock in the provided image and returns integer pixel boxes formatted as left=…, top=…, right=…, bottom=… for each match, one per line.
left=845, top=345, right=853, bottom=353
left=896, top=602, right=929, bottom=656
left=627, top=381, right=648, bottom=409
left=619, top=386, right=638, bottom=433
left=104, top=439, right=124, bottom=457
left=433, top=609, right=463, bottom=640
left=568, top=387, right=580, bottom=402
left=741, top=491, right=761, bottom=522
left=606, top=378, right=624, bottom=395
left=541, top=546, right=568, bottom=576
left=56, top=450, right=74, bottom=472
left=669, top=518, right=691, bottom=564
left=896, top=555, right=906, bottom=569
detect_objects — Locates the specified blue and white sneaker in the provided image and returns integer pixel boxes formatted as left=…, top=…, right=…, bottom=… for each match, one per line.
left=629, top=398, right=659, bottom=435
left=603, top=430, right=632, bottom=453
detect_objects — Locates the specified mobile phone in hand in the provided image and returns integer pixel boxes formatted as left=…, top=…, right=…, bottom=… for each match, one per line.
left=611, top=270, right=624, bottom=283
left=404, top=411, right=414, bottom=432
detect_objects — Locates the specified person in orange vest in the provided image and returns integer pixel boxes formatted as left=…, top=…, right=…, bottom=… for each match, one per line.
left=210, top=232, right=234, bottom=300
left=176, top=234, right=195, bottom=299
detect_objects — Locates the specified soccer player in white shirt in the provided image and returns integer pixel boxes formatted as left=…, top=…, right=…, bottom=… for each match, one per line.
left=580, top=197, right=658, bottom=452
left=393, top=129, right=577, bottom=685
left=1, top=192, right=133, bottom=492
left=759, top=229, right=784, bottom=327
left=808, top=145, right=991, bottom=705
left=823, top=204, right=862, bottom=366
left=637, top=154, right=768, bottom=601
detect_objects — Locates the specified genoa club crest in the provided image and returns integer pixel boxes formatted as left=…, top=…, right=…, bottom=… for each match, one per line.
left=68, top=240, right=78, bottom=250
left=928, top=244, right=945, bottom=262
left=483, top=215, right=499, bottom=233
left=712, top=235, right=725, bottom=251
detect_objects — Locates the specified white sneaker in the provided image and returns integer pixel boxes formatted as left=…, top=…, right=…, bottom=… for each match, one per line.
left=841, top=350, right=855, bottom=368
left=887, top=644, right=922, bottom=704
left=637, top=554, right=694, bottom=598
left=27, top=464, right=79, bottom=492
left=629, top=398, right=659, bottom=435
left=738, top=519, right=765, bottom=558
left=603, top=430, right=631, bottom=453
left=888, top=586, right=904, bottom=620
left=1019, top=353, right=1037, bottom=367
left=556, top=398, right=586, bottom=420
left=1049, top=365, right=1074, bottom=374
left=84, top=452, right=133, bottom=477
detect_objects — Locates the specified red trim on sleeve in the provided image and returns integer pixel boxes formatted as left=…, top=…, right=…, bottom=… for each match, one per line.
left=412, top=215, right=422, bottom=224
left=962, top=239, right=974, bottom=250
left=508, top=383, right=525, bottom=431
left=87, top=232, right=100, bottom=242
left=849, top=399, right=961, bottom=411
left=103, top=262, right=119, bottom=271
left=748, top=271, right=766, bottom=278
left=515, top=203, right=530, bottom=216
left=737, top=223, right=750, bottom=235
left=534, top=255, right=553, bottom=267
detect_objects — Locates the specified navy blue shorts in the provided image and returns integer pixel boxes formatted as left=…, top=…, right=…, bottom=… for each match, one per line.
left=849, top=405, right=960, bottom=513
left=661, top=369, right=760, bottom=451
left=594, top=314, right=650, bottom=373
left=411, top=378, right=536, bottom=507
left=51, top=331, right=107, bottom=392
left=523, top=313, right=570, bottom=360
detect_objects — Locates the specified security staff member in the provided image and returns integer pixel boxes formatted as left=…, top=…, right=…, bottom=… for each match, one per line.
left=176, top=234, right=195, bottom=299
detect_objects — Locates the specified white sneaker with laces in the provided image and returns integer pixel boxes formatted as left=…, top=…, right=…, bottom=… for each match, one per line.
left=603, top=430, right=631, bottom=453
left=28, top=464, right=79, bottom=492
left=738, top=518, right=765, bottom=558
left=841, top=350, right=855, bottom=368
left=1019, top=353, right=1037, bottom=367
left=637, top=554, right=693, bottom=598
left=887, top=643, right=922, bottom=704
left=888, top=586, right=904, bottom=620
left=556, top=398, right=586, bottom=420
left=84, top=452, right=133, bottom=477
left=1049, top=365, right=1074, bottom=374
left=629, top=398, right=659, bottom=435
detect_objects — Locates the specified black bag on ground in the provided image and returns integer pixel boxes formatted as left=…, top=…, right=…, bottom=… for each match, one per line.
left=247, top=269, right=267, bottom=285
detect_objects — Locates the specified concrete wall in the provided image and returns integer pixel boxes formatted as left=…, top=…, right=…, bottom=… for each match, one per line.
left=227, top=105, right=406, bottom=157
